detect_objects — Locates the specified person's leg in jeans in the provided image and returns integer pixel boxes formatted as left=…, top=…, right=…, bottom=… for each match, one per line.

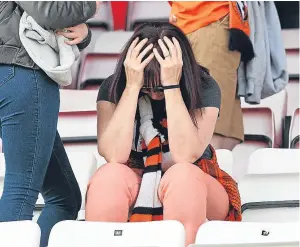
left=38, top=131, right=82, bottom=247
left=0, top=65, right=81, bottom=247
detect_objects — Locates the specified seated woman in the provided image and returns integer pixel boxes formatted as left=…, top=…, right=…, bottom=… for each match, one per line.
left=85, top=22, right=241, bottom=246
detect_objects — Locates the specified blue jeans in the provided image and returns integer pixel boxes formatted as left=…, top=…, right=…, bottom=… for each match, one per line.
left=0, top=65, right=82, bottom=247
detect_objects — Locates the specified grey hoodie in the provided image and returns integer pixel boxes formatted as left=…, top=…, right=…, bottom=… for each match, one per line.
left=237, top=1, right=288, bottom=104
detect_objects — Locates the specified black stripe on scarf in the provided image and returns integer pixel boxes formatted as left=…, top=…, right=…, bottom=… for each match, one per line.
left=143, top=164, right=162, bottom=174
left=131, top=207, right=163, bottom=215
left=146, top=147, right=162, bottom=157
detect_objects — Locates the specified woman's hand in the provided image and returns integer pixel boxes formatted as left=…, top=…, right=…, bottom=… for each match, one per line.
left=153, top=37, right=183, bottom=86
left=124, top=38, right=154, bottom=90
left=56, top=23, right=89, bottom=46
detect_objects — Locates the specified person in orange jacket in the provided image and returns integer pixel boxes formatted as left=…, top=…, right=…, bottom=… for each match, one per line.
left=169, top=1, right=254, bottom=150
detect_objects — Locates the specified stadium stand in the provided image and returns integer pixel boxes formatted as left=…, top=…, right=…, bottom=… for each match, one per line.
left=126, top=1, right=170, bottom=30
left=190, top=221, right=300, bottom=247
left=0, top=221, right=41, bottom=247
left=78, top=31, right=133, bottom=89
left=87, top=1, right=114, bottom=30
left=48, top=220, right=185, bottom=247
left=0, top=3, right=299, bottom=247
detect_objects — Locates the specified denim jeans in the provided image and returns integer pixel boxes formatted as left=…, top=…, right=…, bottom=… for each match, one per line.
left=0, top=65, right=82, bottom=247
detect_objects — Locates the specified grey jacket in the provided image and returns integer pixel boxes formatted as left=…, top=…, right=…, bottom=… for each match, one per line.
left=0, top=1, right=96, bottom=69
left=237, top=1, right=288, bottom=104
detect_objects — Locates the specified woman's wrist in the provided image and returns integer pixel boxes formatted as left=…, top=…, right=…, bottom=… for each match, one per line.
left=164, top=87, right=181, bottom=99
left=124, top=84, right=141, bottom=94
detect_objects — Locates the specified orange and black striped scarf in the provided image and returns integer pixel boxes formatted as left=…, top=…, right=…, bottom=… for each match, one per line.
left=129, top=96, right=241, bottom=222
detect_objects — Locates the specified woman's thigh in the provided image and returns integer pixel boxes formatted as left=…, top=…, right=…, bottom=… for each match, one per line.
left=204, top=173, right=229, bottom=220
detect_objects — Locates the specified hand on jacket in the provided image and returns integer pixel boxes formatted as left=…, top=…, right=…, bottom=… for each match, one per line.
left=56, top=23, right=89, bottom=46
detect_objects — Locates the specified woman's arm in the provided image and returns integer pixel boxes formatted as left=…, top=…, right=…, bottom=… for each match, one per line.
left=97, top=38, right=154, bottom=163
left=153, top=36, right=219, bottom=163
left=16, top=1, right=97, bottom=29
left=97, top=87, right=140, bottom=164
left=165, top=89, right=219, bottom=163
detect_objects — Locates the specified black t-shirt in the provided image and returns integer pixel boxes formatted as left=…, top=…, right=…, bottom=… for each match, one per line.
left=97, top=70, right=221, bottom=161
left=97, top=73, right=221, bottom=109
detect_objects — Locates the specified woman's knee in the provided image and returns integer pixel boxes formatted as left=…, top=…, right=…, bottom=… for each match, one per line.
left=87, top=163, right=140, bottom=195
left=162, top=163, right=206, bottom=184
left=159, top=163, right=207, bottom=200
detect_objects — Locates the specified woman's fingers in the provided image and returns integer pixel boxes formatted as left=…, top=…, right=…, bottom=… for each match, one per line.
left=163, top=36, right=177, bottom=60
left=172, top=37, right=183, bottom=63
left=126, top=37, right=139, bottom=60
left=56, top=31, right=77, bottom=39
left=138, top=43, right=153, bottom=61
left=153, top=48, right=164, bottom=64
left=131, top=38, right=148, bottom=59
left=158, top=39, right=170, bottom=59
left=141, top=53, right=154, bottom=68
left=65, top=37, right=82, bottom=45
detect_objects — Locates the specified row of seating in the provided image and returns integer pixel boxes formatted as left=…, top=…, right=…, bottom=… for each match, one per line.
left=1, top=219, right=299, bottom=247
left=1, top=148, right=299, bottom=222
left=86, top=1, right=170, bottom=31
left=70, top=28, right=299, bottom=90
left=1, top=87, right=297, bottom=181
left=58, top=87, right=299, bottom=181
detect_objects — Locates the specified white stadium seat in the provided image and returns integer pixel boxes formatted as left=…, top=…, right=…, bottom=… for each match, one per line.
left=286, top=80, right=299, bottom=116
left=58, top=111, right=97, bottom=139
left=48, top=220, right=185, bottom=247
left=60, top=89, right=98, bottom=112
left=127, top=1, right=170, bottom=30
left=215, top=149, right=234, bottom=177
left=282, top=29, right=299, bottom=50
left=86, top=1, right=113, bottom=30
left=248, top=148, right=300, bottom=175
left=286, top=50, right=299, bottom=77
left=0, top=221, right=41, bottom=247
left=289, top=108, right=299, bottom=148
left=233, top=141, right=269, bottom=182
left=239, top=173, right=299, bottom=222
left=190, top=221, right=300, bottom=247
left=93, top=31, right=134, bottom=54
left=58, top=89, right=98, bottom=139
left=233, top=90, right=288, bottom=181
left=241, top=89, right=287, bottom=148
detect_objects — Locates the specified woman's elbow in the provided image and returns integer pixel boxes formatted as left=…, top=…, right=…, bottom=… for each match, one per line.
left=97, top=144, right=129, bottom=164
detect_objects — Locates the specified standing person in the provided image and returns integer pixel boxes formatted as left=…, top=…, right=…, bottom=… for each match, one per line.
left=86, top=23, right=241, bottom=247
left=169, top=1, right=254, bottom=150
left=0, top=2, right=98, bottom=246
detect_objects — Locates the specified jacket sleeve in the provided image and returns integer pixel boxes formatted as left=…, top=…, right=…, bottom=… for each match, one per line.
left=15, top=1, right=96, bottom=30
left=77, top=26, right=92, bottom=51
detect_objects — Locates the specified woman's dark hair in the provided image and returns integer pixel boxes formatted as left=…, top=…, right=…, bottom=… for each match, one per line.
left=109, top=22, right=209, bottom=125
